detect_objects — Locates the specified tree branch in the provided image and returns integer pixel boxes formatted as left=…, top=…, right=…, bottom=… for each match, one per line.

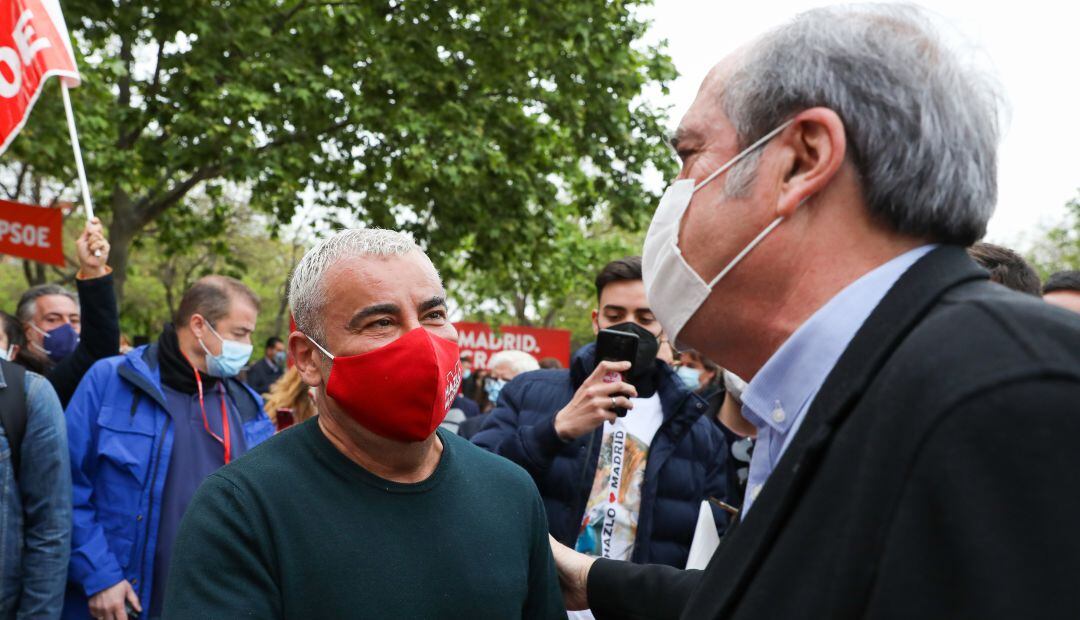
left=134, top=165, right=221, bottom=225
left=10, top=161, right=28, bottom=200
left=120, top=38, right=168, bottom=149
left=273, top=0, right=310, bottom=35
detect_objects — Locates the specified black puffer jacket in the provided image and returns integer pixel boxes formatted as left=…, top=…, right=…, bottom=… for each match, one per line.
left=472, top=343, right=729, bottom=567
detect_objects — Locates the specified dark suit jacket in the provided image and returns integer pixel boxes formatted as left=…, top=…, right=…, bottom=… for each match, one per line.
left=587, top=246, right=1080, bottom=619
left=245, top=357, right=282, bottom=396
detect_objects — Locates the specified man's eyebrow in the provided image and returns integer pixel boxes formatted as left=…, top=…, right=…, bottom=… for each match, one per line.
left=602, top=304, right=628, bottom=313
left=347, top=303, right=400, bottom=329
left=419, top=296, right=447, bottom=313
left=668, top=126, right=701, bottom=153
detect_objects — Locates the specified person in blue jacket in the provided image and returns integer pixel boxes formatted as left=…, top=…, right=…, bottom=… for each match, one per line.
left=473, top=257, right=729, bottom=569
left=63, top=276, right=275, bottom=620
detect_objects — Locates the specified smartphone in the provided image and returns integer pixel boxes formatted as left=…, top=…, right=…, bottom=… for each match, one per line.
left=595, top=329, right=639, bottom=417
left=276, top=408, right=296, bottom=431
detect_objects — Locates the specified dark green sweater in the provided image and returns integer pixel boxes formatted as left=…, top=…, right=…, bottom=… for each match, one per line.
left=163, top=418, right=566, bottom=619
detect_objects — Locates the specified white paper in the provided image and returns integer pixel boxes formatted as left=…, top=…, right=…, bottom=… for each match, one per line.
left=685, top=500, right=721, bottom=570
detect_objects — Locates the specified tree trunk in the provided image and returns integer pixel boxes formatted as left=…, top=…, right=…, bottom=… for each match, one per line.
left=21, top=259, right=46, bottom=286
left=107, top=218, right=137, bottom=304
left=513, top=294, right=532, bottom=326
left=107, top=189, right=139, bottom=303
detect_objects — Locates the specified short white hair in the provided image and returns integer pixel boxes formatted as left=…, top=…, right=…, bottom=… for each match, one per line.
left=489, top=350, right=540, bottom=378
left=289, top=228, right=422, bottom=341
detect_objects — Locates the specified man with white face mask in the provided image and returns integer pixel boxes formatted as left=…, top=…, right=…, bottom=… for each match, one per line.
left=550, top=4, right=1080, bottom=619
left=63, top=276, right=275, bottom=620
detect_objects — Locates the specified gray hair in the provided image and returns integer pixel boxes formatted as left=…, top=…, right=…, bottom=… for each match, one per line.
left=720, top=4, right=1001, bottom=245
left=489, top=350, right=540, bottom=377
left=17, top=284, right=78, bottom=324
left=289, top=228, right=422, bottom=342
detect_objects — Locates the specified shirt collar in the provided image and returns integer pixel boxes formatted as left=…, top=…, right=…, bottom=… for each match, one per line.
left=741, top=245, right=936, bottom=434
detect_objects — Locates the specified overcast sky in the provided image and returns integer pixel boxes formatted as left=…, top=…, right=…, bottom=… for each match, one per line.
left=639, top=0, right=1080, bottom=247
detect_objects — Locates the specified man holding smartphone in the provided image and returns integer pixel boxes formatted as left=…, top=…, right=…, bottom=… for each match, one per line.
left=473, top=256, right=729, bottom=574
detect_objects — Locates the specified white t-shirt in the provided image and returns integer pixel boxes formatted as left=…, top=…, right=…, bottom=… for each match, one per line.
left=573, top=393, right=664, bottom=561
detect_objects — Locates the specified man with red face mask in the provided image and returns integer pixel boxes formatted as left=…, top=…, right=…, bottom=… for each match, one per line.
left=163, top=228, right=565, bottom=619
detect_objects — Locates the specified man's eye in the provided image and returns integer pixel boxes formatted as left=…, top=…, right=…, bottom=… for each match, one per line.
left=425, top=311, right=446, bottom=321
left=372, top=318, right=393, bottom=328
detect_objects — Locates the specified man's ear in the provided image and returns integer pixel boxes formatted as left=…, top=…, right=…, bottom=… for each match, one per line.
left=591, top=309, right=600, bottom=335
left=775, top=107, right=847, bottom=219
left=188, top=314, right=207, bottom=340
left=290, top=332, right=325, bottom=388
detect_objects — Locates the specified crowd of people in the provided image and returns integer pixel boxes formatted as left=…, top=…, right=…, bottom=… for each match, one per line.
left=2, top=3, right=1080, bottom=619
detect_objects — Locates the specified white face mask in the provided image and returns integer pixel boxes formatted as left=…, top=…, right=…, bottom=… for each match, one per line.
left=0, top=345, right=13, bottom=362
left=642, top=119, right=793, bottom=349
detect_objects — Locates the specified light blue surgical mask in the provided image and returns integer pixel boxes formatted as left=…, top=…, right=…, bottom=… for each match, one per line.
left=199, top=321, right=253, bottom=378
left=485, top=378, right=507, bottom=403
left=675, top=366, right=702, bottom=390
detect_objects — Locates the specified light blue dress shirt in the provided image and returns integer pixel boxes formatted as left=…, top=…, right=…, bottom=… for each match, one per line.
left=739, top=245, right=935, bottom=516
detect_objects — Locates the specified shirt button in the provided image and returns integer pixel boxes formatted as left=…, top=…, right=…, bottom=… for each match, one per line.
left=132, top=578, right=138, bottom=586
left=772, top=406, right=786, bottom=424
left=136, top=514, right=143, bottom=521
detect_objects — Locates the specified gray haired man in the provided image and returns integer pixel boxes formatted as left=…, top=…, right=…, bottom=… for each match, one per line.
left=552, top=4, right=1080, bottom=618
left=163, top=229, right=565, bottom=619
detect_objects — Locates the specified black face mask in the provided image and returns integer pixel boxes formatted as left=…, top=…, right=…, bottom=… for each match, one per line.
left=604, top=322, right=660, bottom=380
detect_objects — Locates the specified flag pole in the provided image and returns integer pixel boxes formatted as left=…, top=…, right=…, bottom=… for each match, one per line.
left=60, top=81, right=94, bottom=221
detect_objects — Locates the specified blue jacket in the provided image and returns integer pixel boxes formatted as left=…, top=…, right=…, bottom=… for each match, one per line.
left=62, top=344, right=274, bottom=618
left=0, top=365, right=71, bottom=619
left=472, top=343, right=728, bottom=568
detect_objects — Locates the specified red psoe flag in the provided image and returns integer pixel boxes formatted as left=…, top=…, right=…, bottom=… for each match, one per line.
left=0, top=0, right=79, bottom=156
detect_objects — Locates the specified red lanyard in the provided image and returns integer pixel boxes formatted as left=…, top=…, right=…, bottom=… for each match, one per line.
left=191, top=365, right=232, bottom=464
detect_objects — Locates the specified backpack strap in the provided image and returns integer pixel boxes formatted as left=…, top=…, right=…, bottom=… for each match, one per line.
left=0, top=359, right=29, bottom=476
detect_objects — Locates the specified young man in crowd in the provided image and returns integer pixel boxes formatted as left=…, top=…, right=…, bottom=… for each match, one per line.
left=16, top=218, right=118, bottom=406
left=1043, top=270, right=1080, bottom=314
left=163, top=229, right=564, bottom=619
left=63, top=276, right=274, bottom=620
left=244, top=336, right=286, bottom=395
left=473, top=256, right=728, bottom=572
left=966, top=241, right=1042, bottom=295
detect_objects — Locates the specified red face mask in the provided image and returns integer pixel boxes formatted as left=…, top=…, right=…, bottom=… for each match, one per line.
left=309, top=327, right=462, bottom=442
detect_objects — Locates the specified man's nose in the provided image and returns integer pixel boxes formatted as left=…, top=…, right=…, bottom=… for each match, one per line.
left=401, top=316, right=425, bottom=334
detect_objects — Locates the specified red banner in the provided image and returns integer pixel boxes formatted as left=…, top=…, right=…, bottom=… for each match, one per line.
left=0, top=0, right=79, bottom=155
left=454, top=322, right=572, bottom=369
left=0, top=198, right=64, bottom=265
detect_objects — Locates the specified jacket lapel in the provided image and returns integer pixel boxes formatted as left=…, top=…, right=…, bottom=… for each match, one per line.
left=689, top=245, right=987, bottom=618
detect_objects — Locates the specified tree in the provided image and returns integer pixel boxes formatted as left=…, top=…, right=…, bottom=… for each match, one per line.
left=1026, top=193, right=1080, bottom=279
left=2, top=0, right=675, bottom=307
left=448, top=213, right=645, bottom=346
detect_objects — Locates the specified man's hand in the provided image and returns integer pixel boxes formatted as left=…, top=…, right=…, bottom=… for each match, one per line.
left=88, top=579, right=141, bottom=620
left=76, top=217, right=110, bottom=279
left=553, top=360, right=637, bottom=441
left=550, top=535, right=596, bottom=611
